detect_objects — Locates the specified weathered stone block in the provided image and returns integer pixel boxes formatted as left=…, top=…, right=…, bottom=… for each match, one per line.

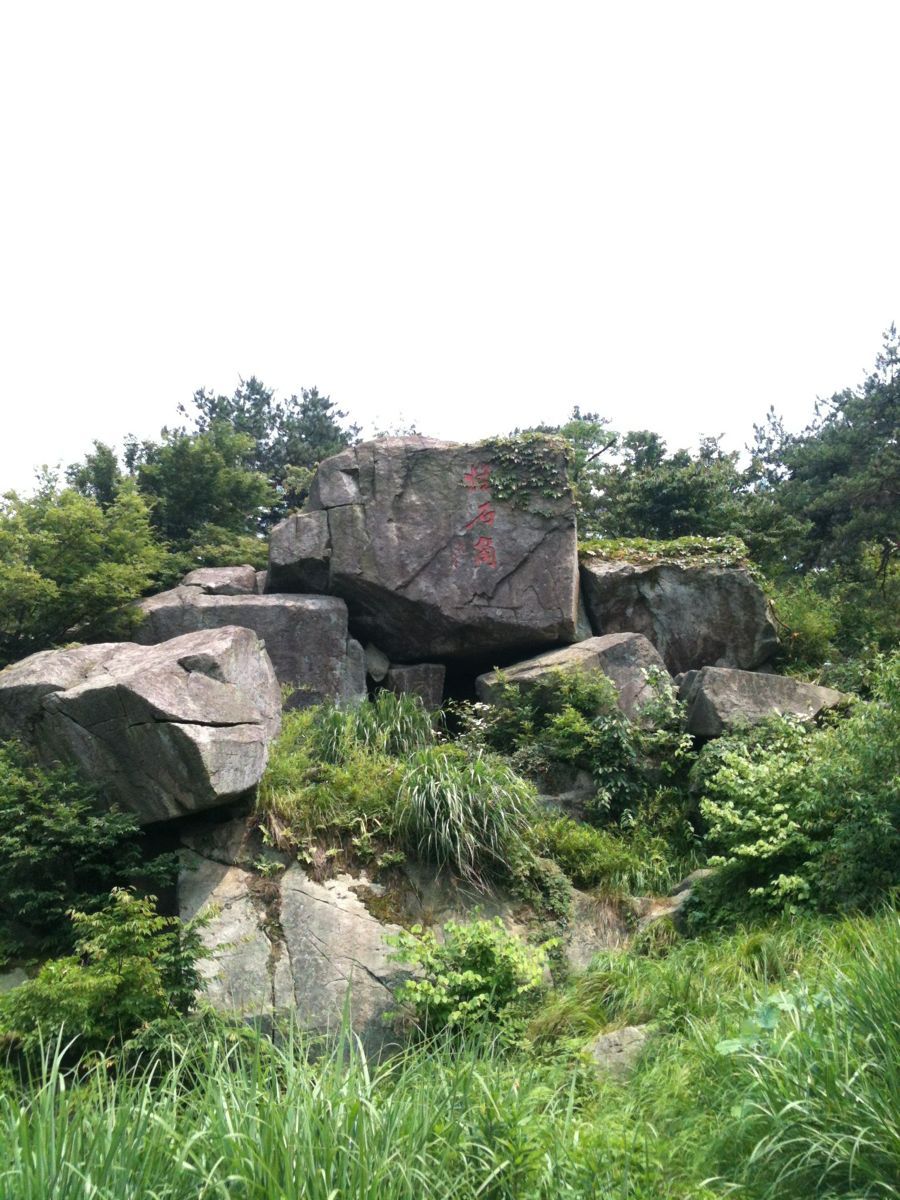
left=268, top=437, right=580, bottom=660
left=580, top=559, right=778, bottom=674
left=475, top=633, right=671, bottom=720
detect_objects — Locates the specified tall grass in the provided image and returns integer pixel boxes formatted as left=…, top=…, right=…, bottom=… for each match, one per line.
left=1, top=910, right=897, bottom=1199
left=310, top=691, right=438, bottom=763
left=0, top=1028, right=638, bottom=1200
left=716, top=911, right=900, bottom=1198
left=395, top=745, right=537, bottom=883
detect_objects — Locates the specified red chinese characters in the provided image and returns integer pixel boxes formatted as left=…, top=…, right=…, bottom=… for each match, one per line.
left=473, top=536, right=497, bottom=568
left=460, top=463, right=499, bottom=569
left=465, top=501, right=496, bottom=531
left=463, top=464, right=491, bottom=491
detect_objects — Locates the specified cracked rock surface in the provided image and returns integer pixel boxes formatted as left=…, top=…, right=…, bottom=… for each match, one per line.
left=134, top=589, right=365, bottom=708
left=178, top=818, right=632, bottom=1049
left=580, top=560, right=779, bottom=676
left=267, top=437, right=580, bottom=660
left=679, top=666, right=845, bottom=736
left=0, top=627, right=281, bottom=823
left=475, top=633, right=671, bottom=721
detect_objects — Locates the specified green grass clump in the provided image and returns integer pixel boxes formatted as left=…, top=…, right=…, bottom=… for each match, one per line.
left=395, top=745, right=537, bottom=884
left=529, top=813, right=637, bottom=892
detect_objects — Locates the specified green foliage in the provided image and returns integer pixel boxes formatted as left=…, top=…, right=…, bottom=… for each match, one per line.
left=0, top=741, right=172, bottom=961
left=769, top=555, right=899, bottom=680
left=517, top=408, right=618, bottom=520
left=692, top=654, right=900, bottom=923
left=712, top=913, right=900, bottom=1198
left=767, top=574, right=840, bottom=669
left=579, top=534, right=754, bottom=571
left=478, top=432, right=574, bottom=511
left=0, top=909, right=896, bottom=1198
left=259, top=699, right=539, bottom=895
left=395, top=746, right=537, bottom=884
left=0, top=477, right=166, bottom=666
left=257, top=695, right=433, bottom=854
left=308, top=690, right=438, bottom=764
left=124, top=421, right=272, bottom=569
left=482, top=667, right=694, bottom=823
left=180, top=377, right=360, bottom=526
left=750, top=325, right=900, bottom=579
left=0, top=890, right=208, bottom=1053
left=529, top=814, right=637, bottom=892
left=586, top=431, right=747, bottom=541
left=388, top=918, right=549, bottom=1037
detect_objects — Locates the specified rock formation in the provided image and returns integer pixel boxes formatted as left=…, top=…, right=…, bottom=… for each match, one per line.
left=475, top=633, right=671, bottom=720
left=580, top=558, right=778, bottom=675
left=0, top=627, right=281, bottom=823
left=679, top=666, right=845, bottom=736
left=134, top=588, right=365, bottom=707
left=267, top=437, right=580, bottom=661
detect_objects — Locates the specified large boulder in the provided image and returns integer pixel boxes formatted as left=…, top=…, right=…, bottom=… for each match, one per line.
left=267, top=437, right=580, bottom=661
left=679, top=666, right=845, bottom=736
left=475, top=633, right=671, bottom=720
left=0, top=627, right=282, bottom=824
left=134, top=590, right=365, bottom=707
left=580, top=558, right=779, bottom=675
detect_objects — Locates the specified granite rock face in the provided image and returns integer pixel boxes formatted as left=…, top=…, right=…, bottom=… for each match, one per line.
left=679, top=666, right=845, bottom=736
left=0, top=627, right=281, bottom=824
left=268, top=437, right=580, bottom=661
left=475, top=633, right=671, bottom=720
left=180, top=565, right=259, bottom=595
left=177, top=818, right=629, bottom=1050
left=385, top=663, right=446, bottom=710
left=580, top=560, right=779, bottom=675
left=134, top=590, right=365, bottom=707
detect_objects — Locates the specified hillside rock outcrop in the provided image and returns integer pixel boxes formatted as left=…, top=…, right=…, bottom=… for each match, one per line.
left=177, top=817, right=630, bottom=1049
left=475, top=633, right=671, bottom=720
left=134, top=589, right=365, bottom=707
left=679, top=666, right=845, bottom=736
left=267, top=437, right=580, bottom=661
left=580, top=559, right=778, bottom=675
left=0, top=627, right=281, bottom=823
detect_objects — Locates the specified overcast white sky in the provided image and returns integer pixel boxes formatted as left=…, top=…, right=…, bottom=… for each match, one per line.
left=1, top=1, right=898, bottom=493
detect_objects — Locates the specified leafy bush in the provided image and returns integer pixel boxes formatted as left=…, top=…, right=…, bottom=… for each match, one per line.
left=0, top=478, right=166, bottom=667
left=529, top=814, right=637, bottom=892
left=0, top=890, right=208, bottom=1053
left=388, top=918, right=549, bottom=1038
left=0, top=741, right=173, bottom=961
left=692, top=653, right=900, bottom=923
left=395, top=745, right=537, bottom=884
left=481, top=666, right=696, bottom=829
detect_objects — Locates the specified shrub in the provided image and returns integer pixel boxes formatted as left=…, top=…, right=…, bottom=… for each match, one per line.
left=387, top=918, right=549, bottom=1038
left=0, top=741, right=173, bottom=961
left=0, top=890, right=208, bottom=1053
left=394, top=746, right=537, bottom=884
left=529, top=814, right=637, bottom=891
left=481, top=666, right=696, bottom=828
left=692, top=653, right=900, bottom=923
